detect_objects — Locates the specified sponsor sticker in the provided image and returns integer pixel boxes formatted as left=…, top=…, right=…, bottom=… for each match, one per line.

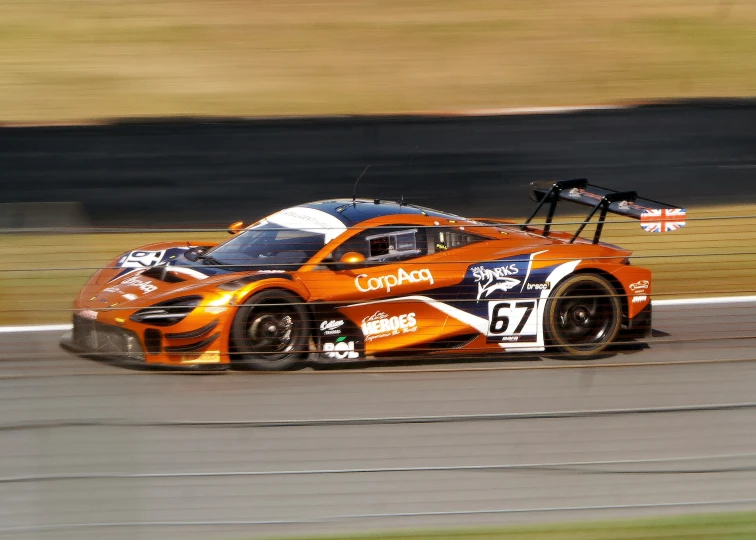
left=632, top=295, right=648, bottom=303
left=629, top=280, right=650, bottom=294
left=121, top=276, right=158, bottom=295
left=323, top=336, right=360, bottom=359
left=320, top=319, right=345, bottom=335
left=471, top=264, right=521, bottom=300
left=526, top=282, right=550, bottom=291
left=267, top=207, right=347, bottom=243
left=361, top=311, right=418, bottom=342
left=355, top=268, right=434, bottom=293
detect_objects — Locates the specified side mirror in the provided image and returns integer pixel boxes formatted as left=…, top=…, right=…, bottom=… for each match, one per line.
left=227, top=221, right=245, bottom=235
left=339, top=251, right=366, bottom=265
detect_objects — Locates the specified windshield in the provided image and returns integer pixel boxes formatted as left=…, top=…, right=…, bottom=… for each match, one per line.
left=204, top=207, right=347, bottom=270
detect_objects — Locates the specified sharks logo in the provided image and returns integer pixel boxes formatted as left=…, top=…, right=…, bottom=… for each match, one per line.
left=471, top=264, right=522, bottom=300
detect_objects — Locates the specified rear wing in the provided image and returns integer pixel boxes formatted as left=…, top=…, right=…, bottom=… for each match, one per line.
left=524, top=178, right=686, bottom=244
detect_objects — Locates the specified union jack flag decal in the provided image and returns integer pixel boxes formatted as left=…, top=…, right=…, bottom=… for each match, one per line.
left=640, top=208, right=687, bottom=233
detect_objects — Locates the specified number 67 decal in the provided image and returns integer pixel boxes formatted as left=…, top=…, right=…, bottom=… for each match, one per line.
left=487, top=300, right=538, bottom=342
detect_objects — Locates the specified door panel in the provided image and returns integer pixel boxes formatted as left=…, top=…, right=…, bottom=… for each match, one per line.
left=298, top=256, right=465, bottom=354
left=337, top=299, right=447, bottom=354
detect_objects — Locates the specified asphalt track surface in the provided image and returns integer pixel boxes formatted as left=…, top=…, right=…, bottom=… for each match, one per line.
left=1, top=301, right=755, bottom=539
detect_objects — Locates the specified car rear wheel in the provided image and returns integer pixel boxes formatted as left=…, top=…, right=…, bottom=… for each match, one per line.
left=230, top=289, right=309, bottom=370
left=544, top=274, right=621, bottom=358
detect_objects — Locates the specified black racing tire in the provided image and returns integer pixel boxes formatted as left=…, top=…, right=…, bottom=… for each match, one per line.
left=544, top=273, right=621, bottom=358
left=230, top=289, right=309, bottom=371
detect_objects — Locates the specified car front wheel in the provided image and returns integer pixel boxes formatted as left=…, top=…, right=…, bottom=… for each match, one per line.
left=230, top=289, right=309, bottom=370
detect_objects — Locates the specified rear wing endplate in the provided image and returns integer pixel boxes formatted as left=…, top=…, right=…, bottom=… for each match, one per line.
left=524, top=179, right=686, bottom=243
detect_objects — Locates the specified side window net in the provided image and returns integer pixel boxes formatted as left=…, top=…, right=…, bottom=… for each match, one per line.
left=366, top=229, right=421, bottom=261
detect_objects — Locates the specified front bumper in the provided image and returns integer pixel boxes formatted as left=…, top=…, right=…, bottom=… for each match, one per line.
left=60, top=315, right=228, bottom=372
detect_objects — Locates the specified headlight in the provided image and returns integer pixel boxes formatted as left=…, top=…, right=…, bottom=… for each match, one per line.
left=129, top=296, right=202, bottom=326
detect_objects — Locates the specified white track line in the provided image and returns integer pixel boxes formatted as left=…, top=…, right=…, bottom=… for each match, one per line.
left=0, top=296, right=755, bottom=334
left=0, top=104, right=631, bottom=128
left=653, top=295, right=756, bottom=306
left=0, top=324, right=72, bottom=334
left=450, top=104, right=627, bottom=116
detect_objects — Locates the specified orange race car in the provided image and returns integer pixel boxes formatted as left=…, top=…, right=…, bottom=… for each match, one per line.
left=60, top=179, right=686, bottom=371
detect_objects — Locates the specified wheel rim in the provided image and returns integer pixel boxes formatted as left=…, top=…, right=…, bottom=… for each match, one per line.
left=242, top=301, right=300, bottom=361
left=552, top=281, right=616, bottom=349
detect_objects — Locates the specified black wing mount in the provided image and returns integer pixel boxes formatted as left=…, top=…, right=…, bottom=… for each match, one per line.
left=523, top=179, right=686, bottom=244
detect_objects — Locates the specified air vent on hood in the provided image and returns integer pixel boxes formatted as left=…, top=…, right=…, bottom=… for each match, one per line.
left=142, top=266, right=186, bottom=283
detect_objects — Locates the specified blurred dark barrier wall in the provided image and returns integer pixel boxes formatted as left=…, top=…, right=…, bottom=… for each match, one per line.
left=1, top=100, right=755, bottom=226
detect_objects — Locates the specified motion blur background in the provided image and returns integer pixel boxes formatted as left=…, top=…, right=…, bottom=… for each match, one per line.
left=2, top=0, right=756, bottom=120
left=1, top=1, right=756, bottom=539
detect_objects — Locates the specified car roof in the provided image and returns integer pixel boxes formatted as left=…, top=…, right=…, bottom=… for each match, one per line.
left=301, top=199, right=466, bottom=226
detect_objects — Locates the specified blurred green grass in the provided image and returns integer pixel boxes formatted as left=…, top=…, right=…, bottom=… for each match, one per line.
left=0, top=205, right=754, bottom=325
left=1, top=1, right=756, bottom=122
left=258, top=510, right=756, bottom=540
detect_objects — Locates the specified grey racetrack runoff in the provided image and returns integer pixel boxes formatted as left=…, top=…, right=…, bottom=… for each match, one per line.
left=0, top=301, right=755, bottom=540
